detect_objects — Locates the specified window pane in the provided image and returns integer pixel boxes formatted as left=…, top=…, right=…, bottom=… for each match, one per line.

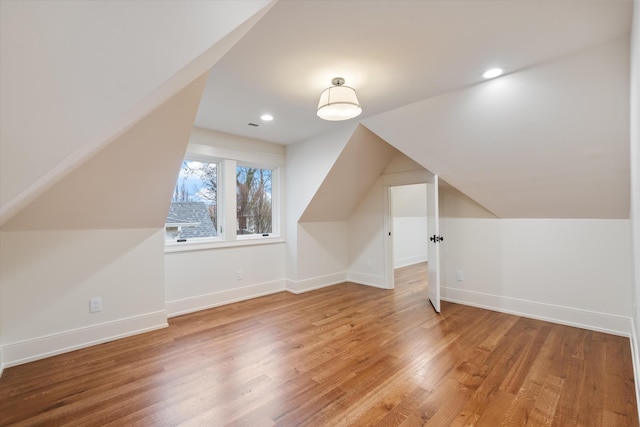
left=166, top=160, right=218, bottom=241
left=236, top=166, right=272, bottom=235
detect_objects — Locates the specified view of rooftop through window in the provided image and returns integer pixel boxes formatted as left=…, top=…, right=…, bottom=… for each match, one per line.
left=166, top=160, right=274, bottom=242
left=166, top=160, right=218, bottom=241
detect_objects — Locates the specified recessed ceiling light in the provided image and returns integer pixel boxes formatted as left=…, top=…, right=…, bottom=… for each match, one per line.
left=260, top=114, right=274, bottom=121
left=483, top=68, right=504, bottom=79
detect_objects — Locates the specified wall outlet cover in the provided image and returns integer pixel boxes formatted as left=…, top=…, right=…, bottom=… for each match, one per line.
left=89, top=297, right=102, bottom=313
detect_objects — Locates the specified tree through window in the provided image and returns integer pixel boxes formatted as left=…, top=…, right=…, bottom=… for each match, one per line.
left=236, top=166, right=272, bottom=235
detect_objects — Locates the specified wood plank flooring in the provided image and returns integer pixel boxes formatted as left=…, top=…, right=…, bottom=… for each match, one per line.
left=1, top=263, right=638, bottom=426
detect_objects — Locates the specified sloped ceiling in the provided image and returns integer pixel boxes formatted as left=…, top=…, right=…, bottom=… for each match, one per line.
left=300, top=125, right=399, bottom=222
left=2, top=74, right=208, bottom=231
left=192, top=0, right=631, bottom=220
left=363, top=38, right=630, bottom=219
left=1, top=1, right=632, bottom=225
left=0, top=0, right=273, bottom=225
left=196, top=0, right=631, bottom=145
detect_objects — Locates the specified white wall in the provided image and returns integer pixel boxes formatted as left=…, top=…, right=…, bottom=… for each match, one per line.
left=348, top=154, right=431, bottom=289
left=629, top=0, right=640, bottom=405
left=290, top=222, right=349, bottom=293
left=165, top=242, right=286, bottom=316
left=300, top=126, right=398, bottom=222
left=288, top=125, right=399, bottom=292
left=0, top=229, right=167, bottom=367
left=391, top=184, right=428, bottom=268
left=0, top=67, right=210, bottom=369
left=439, top=184, right=633, bottom=336
left=441, top=217, right=633, bottom=335
left=439, top=183, right=497, bottom=219
left=284, top=124, right=358, bottom=283
left=287, top=131, right=431, bottom=292
left=348, top=179, right=387, bottom=288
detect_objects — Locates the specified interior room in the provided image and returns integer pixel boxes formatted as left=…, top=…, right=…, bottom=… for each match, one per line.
left=1, top=0, right=639, bottom=424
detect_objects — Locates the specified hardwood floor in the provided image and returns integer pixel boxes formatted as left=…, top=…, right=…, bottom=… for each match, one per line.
left=1, top=263, right=638, bottom=426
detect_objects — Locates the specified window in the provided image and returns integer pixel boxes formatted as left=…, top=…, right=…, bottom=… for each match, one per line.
left=166, top=156, right=281, bottom=247
left=236, top=166, right=272, bottom=236
left=166, top=160, right=218, bottom=242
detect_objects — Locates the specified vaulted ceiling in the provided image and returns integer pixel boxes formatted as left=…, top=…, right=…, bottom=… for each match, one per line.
left=0, top=1, right=633, bottom=228
left=197, top=0, right=630, bottom=144
left=0, top=0, right=273, bottom=228
left=195, top=0, right=632, bottom=219
left=363, top=38, right=630, bottom=218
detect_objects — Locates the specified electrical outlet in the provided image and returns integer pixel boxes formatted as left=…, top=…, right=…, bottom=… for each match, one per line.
left=367, top=259, right=373, bottom=268
left=89, top=297, right=102, bottom=313
left=236, top=270, right=243, bottom=280
left=456, top=270, right=464, bottom=282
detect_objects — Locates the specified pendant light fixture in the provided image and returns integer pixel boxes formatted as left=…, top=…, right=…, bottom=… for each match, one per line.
left=317, top=77, right=362, bottom=121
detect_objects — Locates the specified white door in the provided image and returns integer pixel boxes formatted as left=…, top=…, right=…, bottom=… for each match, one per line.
left=426, top=174, right=441, bottom=312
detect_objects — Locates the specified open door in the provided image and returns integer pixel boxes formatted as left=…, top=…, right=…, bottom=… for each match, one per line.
left=381, top=169, right=435, bottom=293
left=426, top=174, right=441, bottom=312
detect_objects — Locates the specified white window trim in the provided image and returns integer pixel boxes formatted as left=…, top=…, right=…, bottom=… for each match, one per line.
left=221, top=158, right=236, bottom=242
left=235, top=160, right=280, bottom=239
left=165, top=236, right=285, bottom=253
left=168, top=155, right=222, bottom=242
left=165, top=141, right=284, bottom=253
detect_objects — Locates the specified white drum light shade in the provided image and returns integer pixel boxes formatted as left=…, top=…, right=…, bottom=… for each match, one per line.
left=317, top=77, right=362, bottom=121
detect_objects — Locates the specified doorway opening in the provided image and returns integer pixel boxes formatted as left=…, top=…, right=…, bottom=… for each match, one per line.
left=383, top=172, right=441, bottom=312
left=390, top=184, right=428, bottom=268
left=389, top=183, right=428, bottom=292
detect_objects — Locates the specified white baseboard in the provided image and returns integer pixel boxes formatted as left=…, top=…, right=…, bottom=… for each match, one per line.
left=286, top=272, right=347, bottom=294
left=166, top=279, right=286, bottom=317
left=347, top=271, right=388, bottom=289
left=441, top=286, right=632, bottom=337
left=2, top=310, right=168, bottom=368
left=0, top=346, right=4, bottom=378
left=394, top=254, right=427, bottom=269
left=630, top=320, right=640, bottom=422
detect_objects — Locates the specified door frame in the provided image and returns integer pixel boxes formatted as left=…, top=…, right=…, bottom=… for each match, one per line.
left=382, top=170, right=430, bottom=289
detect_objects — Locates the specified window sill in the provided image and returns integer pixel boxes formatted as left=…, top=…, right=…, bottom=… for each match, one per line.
left=164, top=236, right=285, bottom=253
